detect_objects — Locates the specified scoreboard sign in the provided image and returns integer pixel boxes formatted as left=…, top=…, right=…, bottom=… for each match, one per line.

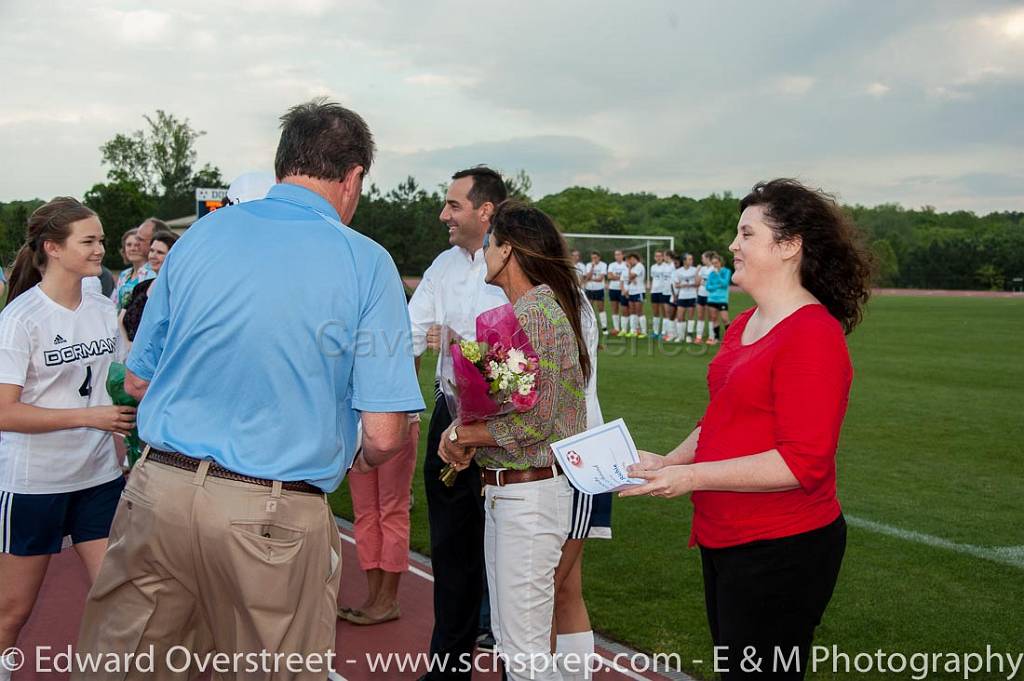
left=196, top=187, right=228, bottom=219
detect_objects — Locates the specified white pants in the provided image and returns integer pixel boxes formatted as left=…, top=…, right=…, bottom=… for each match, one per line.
left=484, top=473, right=573, bottom=681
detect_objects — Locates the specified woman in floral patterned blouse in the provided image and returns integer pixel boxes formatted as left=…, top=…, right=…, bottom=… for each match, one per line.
left=439, top=201, right=590, bottom=681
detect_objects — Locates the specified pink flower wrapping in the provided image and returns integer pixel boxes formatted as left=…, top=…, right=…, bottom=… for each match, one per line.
left=440, top=303, right=540, bottom=423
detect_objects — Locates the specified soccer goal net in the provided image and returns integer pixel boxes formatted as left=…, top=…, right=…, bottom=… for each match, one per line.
left=562, top=233, right=675, bottom=283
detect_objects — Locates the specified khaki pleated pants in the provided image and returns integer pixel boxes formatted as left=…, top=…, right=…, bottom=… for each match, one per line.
left=72, top=450, right=342, bottom=681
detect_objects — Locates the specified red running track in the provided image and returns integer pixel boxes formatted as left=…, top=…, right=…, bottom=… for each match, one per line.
left=14, top=523, right=677, bottom=681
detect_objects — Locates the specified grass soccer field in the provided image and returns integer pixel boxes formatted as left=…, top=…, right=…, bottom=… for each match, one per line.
left=330, top=293, right=1024, bottom=680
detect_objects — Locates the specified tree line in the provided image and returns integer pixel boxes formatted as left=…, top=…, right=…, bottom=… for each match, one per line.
left=352, top=182, right=1023, bottom=291
left=1, top=112, right=1020, bottom=291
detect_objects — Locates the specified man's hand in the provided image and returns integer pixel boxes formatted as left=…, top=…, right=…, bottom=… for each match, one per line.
left=426, top=324, right=443, bottom=352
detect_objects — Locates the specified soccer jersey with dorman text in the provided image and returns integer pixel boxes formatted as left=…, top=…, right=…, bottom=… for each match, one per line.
left=0, top=285, right=122, bottom=494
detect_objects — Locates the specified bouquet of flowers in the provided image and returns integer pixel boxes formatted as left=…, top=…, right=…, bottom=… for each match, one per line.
left=438, top=304, right=540, bottom=486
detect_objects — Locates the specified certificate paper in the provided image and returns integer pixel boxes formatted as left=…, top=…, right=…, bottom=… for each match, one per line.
left=550, top=418, right=645, bottom=494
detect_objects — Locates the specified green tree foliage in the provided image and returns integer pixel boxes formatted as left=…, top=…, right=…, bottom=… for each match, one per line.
left=350, top=178, right=449, bottom=278
left=98, top=111, right=223, bottom=231
left=0, top=200, right=45, bottom=267
left=348, top=177, right=1022, bottom=290
left=5, top=166, right=1021, bottom=291
left=871, top=239, right=900, bottom=287
left=505, top=170, right=533, bottom=202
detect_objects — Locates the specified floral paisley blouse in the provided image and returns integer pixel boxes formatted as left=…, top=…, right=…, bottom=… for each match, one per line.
left=478, top=284, right=586, bottom=470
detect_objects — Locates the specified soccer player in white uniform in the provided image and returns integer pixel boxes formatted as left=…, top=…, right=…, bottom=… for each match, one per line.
left=649, top=250, right=674, bottom=340
left=695, top=250, right=714, bottom=343
left=0, top=198, right=135, bottom=680
left=624, top=252, right=647, bottom=337
left=672, top=252, right=699, bottom=342
left=606, top=250, right=629, bottom=336
left=583, top=251, right=609, bottom=334
left=571, top=250, right=587, bottom=286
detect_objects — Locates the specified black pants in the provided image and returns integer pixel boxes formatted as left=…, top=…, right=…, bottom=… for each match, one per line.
left=700, top=514, right=846, bottom=680
left=424, top=397, right=485, bottom=679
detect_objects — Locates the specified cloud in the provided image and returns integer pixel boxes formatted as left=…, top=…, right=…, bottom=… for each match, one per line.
left=0, top=0, right=1020, bottom=214
left=866, top=82, right=891, bottom=97
left=101, top=9, right=173, bottom=44
left=978, top=6, right=1024, bottom=41
left=374, top=135, right=616, bottom=196
left=777, top=76, right=816, bottom=95
left=403, top=74, right=479, bottom=88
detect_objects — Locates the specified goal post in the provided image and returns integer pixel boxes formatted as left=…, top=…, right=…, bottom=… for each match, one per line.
left=562, top=233, right=675, bottom=285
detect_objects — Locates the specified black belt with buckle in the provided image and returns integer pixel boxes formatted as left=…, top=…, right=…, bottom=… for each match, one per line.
left=147, top=448, right=323, bottom=495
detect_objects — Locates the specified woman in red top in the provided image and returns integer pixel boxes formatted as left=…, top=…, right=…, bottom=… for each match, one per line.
left=621, top=179, right=872, bottom=680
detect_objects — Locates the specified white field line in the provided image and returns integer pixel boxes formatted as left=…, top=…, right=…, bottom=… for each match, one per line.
left=335, top=519, right=691, bottom=680
left=845, top=514, right=1024, bottom=570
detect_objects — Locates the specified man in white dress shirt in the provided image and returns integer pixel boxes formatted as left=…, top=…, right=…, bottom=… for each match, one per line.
left=407, top=166, right=508, bottom=680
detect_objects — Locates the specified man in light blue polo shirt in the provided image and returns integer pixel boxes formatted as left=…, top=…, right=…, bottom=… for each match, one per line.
left=72, top=99, right=424, bottom=679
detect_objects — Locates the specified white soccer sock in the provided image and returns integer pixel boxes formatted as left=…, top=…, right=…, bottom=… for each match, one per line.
left=612, top=314, right=620, bottom=331
left=708, top=321, right=716, bottom=340
left=629, top=314, right=638, bottom=333
left=556, top=631, right=595, bottom=681
left=687, top=319, right=695, bottom=335
left=639, top=316, right=647, bottom=334
left=676, top=320, right=685, bottom=337
left=696, top=320, right=704, bottom=339
left=653, top=317, right=661, bottom=333
left=599, top=313, right=607, bottom=331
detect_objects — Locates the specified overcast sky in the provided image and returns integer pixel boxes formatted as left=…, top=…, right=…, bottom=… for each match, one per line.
left=2, top=0, right=1022, bottom=214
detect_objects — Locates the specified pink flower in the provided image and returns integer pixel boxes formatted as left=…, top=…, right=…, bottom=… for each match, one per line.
left=511, top=390, right=538, bottom=411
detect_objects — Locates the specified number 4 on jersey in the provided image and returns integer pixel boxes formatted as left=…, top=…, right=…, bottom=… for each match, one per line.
left=79, top=366, right=93, bottom=397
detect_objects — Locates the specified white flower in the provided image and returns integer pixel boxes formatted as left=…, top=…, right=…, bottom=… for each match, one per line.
left=506, top=348, right=527, bottom=372
left=517, top=383, right=532, bottom=396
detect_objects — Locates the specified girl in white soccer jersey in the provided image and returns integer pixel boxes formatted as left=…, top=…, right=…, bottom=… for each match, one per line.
left=649, top=250, right=674, bottom=340
left=624, top=253, right=647, bottom=337
left=606, top=250, right=629, bottom=336
left=583, top=251, right=609, bottom=334
left=694, top=250, right=714, bottom=343
left=672, top=252, right=700, bottom=342
left=0, top=198, right=135, bottom=673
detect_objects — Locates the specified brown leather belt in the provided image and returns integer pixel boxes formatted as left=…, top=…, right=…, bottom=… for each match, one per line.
left=147, top=448, right=323, bottom=495
left=480, top=462, right=562, bottom=487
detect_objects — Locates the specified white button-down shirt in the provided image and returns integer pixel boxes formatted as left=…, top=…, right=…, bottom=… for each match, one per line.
left=408, top=246, right=509, bottom=370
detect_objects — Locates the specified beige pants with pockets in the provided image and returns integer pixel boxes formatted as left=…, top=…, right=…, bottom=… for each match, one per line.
left=72, top=449, right=342, bottom=680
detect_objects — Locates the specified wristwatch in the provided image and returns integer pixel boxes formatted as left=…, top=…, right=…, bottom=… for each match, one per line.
left=448, top=425, right=460, bottom=443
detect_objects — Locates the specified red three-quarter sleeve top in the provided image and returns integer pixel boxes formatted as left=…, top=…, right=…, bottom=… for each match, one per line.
left=690, top=304, right=852, bottom=549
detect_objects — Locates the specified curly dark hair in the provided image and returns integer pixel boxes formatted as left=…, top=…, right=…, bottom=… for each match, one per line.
left=739, top=179, right=874, bottom=334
